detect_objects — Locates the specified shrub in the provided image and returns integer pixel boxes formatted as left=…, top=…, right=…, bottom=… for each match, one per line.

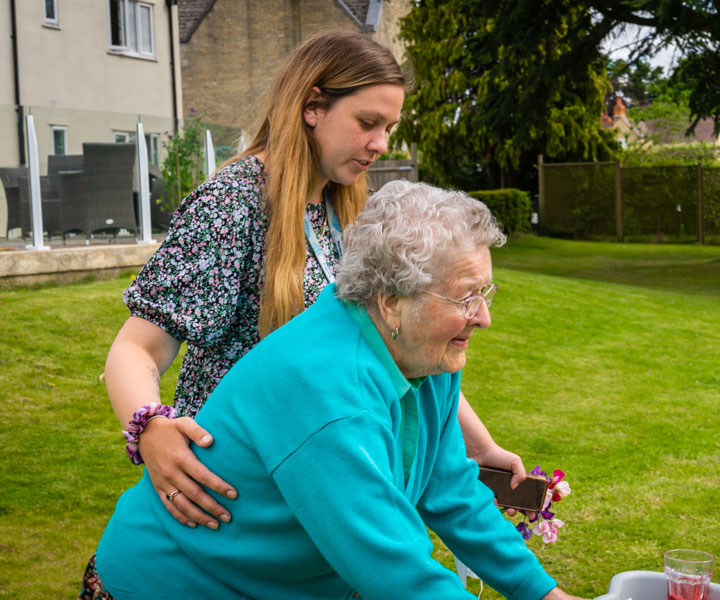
left=468, top=188, right=532, bottom=235
left=160, top=109, right=207, bottom=212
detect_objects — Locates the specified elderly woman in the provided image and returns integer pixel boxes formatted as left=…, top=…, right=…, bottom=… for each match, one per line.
left=90, top=181, right=581, bottom=600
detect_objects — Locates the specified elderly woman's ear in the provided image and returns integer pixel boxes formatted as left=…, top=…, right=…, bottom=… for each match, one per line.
left=374, top=290, right=403, bottom=336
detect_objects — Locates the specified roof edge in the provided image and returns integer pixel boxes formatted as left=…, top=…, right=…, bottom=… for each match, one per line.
left=365, top=0, right=382, bottom=31
left=180, top=0, right=219, bottom=44
left=334, top=0, right=374, bottom=32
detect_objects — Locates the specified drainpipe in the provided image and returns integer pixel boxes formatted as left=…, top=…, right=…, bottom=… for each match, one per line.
left=10, top=0, right=26, bottom=166
left=166, top=0, right=179, bottom=132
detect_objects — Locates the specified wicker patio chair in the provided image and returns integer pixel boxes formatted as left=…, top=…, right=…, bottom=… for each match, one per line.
left=149, top=177, right=175, bottom=231
left=16, top=155, right=83, bottom=238
left=59, top=143, right=137, bottom=241
left=0, top=167, right=28, bottom=238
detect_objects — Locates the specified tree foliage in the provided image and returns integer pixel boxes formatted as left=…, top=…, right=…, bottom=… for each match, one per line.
left=594, top=0, right=720, bottom=135
left=397, top=0, right=720, bottom=191
left=607, top=58, right=665, bottom=107
left=160, top=109, right=207, bottom=211
left=396, top=0, right=617, bottom=190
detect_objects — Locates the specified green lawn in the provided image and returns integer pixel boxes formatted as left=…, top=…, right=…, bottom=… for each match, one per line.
left=1, top=237, right=719, bottom=598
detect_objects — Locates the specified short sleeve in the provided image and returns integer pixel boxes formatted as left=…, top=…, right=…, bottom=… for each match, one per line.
left=124, top=158, right=267, bottom=345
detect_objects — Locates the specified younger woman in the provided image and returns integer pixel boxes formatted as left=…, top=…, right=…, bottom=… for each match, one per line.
left=101, top=29, right=526, bottom=533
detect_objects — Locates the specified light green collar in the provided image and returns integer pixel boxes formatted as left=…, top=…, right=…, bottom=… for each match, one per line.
left=342, top=301, right=424, bottom=485
left=343, top=301, right=426, bottom=396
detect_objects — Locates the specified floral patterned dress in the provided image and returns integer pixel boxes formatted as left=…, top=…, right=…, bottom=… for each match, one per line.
left=79, top=155, right=341, bottom=599
left=124, top=155, right=340, bottom=417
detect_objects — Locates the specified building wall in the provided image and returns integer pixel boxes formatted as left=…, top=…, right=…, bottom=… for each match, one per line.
left=1, top=0, right=20, bottom=169
left=0, top=0, right=180, bottom=170
left=180, top=0, right=409, bottom=141
left=372, top=0, right=410, bottom=65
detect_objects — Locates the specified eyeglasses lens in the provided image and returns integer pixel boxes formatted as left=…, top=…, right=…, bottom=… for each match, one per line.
left=464, top=297, right=483, bottom=319
left=484, top=286, right=497, bottom=308
left=464, top=287, right=496, bottom=319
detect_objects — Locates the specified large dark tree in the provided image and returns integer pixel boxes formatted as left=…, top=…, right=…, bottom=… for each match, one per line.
left=396, top=0, right=720, bottom=191
left=596, top=1, right=720, bottom=134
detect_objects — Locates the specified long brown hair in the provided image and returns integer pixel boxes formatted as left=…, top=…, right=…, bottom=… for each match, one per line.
left=233, top=29, right=405, bottom=337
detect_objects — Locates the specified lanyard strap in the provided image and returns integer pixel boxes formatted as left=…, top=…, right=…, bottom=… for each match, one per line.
left=304, top=190, right=344, bottom=283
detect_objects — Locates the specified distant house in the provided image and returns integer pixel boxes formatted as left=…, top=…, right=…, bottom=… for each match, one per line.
left=177, top=0, right=410, bottom=142
left=601, top=94, right=720, bottom=148
left=0, top=0, right=182, bottom=172
left=601, top=95, right=636, bottom=147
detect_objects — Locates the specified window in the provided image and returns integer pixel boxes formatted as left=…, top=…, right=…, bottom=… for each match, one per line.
left=51, top=126, right=67, bottom=155
left=113, top=130, right=159, bottom=165
left=147, top=133, right=159, bottom=166
left=108, top=0, right=154, bottom=58
left=44, top=0, right=59, bottom=25
left=113, top=131, right=131, bottom=143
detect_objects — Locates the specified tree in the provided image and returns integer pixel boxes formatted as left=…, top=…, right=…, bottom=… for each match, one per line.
left=397, top=0, right=720, bottom=191
left=396, top=0, right=618, bottom=191
left=607, top=58, right=665, bottom=107
left=592, top=1, right=720, bottom=135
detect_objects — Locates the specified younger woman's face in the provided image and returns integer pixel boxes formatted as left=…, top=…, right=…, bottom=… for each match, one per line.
left=303, top=83, right=404, bottom=188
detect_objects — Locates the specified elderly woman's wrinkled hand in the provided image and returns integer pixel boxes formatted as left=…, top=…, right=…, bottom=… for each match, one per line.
left=542, top=586, right=590, bottom=600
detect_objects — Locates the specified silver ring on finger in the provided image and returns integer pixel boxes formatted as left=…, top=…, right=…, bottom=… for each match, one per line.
left=165, top=490, right=181, bottom=502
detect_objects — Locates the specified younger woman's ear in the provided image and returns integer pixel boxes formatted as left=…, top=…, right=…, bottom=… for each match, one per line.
left=303, top=86, right=323, bottom=127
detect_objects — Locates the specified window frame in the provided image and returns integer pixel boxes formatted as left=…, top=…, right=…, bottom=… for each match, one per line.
left=107, top=0, right=155, bottom=59
left=50, top=125, right=68, bottom=156
left=43, top=0, right=59, bottom=26
left=113, top=131, right=132, bottom=143
left=147, top=132, right=159, bottom=166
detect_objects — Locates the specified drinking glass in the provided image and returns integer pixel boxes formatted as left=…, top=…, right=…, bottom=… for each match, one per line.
left=664, top=549, right=715, bottom=600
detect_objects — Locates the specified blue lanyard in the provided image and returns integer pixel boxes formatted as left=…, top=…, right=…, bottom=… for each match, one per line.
left=304, top=190, right=344, bottom=283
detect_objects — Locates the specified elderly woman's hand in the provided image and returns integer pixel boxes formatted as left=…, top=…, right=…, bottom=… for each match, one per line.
left=542, top=587, right=590, bottom=600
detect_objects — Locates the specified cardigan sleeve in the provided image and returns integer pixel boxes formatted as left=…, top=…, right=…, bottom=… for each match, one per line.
left=271, top=411, right=478, bottom=600
left=416, top=397, right=557, bottom=600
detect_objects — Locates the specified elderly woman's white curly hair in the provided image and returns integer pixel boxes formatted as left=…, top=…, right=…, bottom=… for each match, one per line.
left=335, top=180, right=506, bottom=305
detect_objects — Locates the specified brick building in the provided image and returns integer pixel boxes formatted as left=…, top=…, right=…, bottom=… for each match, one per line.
left=177, top=0, right=410, bottom=142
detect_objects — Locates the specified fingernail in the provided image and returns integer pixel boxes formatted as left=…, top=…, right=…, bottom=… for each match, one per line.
left=207, top=521, right=219, bottom=530
left=220, top=513, right=231, bottom=523
left=226, top=489, right=238, bottom=499
left=201, top=434, right=213, bottom=444
left=187, top=522, right=197, bottom=528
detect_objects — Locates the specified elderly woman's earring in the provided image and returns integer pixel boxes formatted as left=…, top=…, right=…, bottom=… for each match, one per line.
left=392, top=327, right=399, bottom=340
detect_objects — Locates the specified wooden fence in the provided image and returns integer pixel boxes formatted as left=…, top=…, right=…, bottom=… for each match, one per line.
left=538, top=155, right=720, bottom=244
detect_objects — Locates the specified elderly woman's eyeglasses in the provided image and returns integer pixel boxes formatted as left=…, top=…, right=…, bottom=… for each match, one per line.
left=425, top=284, right=497, bottom=319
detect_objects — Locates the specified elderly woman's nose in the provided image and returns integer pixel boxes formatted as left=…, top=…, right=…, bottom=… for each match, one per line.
left=470, top=301, right=491, bottom=329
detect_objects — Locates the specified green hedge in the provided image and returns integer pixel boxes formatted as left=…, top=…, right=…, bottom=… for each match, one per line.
left=468, top=188, right=532, bottom=235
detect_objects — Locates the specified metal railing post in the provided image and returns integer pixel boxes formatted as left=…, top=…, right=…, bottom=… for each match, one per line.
left=205, top=128, right=216, bottom=176
left=25, top=114, right=49, bottom=251
left=136, top=120, right=157, bottom=245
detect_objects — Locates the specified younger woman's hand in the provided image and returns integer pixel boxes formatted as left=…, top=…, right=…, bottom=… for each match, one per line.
left=469, top=444, right=536, bottom=519
left=138, top=416, right=238, bottom=528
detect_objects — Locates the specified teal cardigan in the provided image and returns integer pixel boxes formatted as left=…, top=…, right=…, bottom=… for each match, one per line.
left=96, top=285, right=556, bottom=600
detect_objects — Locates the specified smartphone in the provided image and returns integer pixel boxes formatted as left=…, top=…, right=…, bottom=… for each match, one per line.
left=477, top=466, right=548, bottom=512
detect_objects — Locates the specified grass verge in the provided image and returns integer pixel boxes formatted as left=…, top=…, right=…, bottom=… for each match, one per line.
left=2, top=237, right=719, bottom=598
